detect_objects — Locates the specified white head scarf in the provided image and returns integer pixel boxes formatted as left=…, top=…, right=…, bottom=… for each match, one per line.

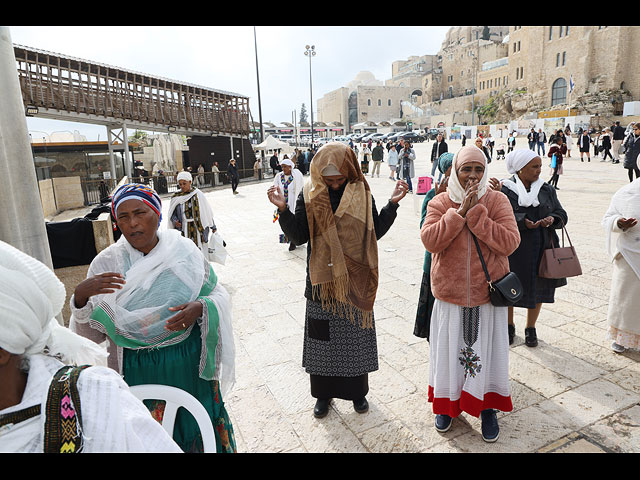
left=280, top=159, right=295, bottom=168
left=0, top=241, right=107, bottom=365
left=447, top=146, right=489, bottom=204
left=177, top=171, right=192, bottom=182
left=502, top=149, right=544, bottom=207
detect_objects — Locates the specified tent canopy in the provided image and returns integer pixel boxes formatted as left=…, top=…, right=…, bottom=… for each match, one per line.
left=253, top=135, right=294, bottom=154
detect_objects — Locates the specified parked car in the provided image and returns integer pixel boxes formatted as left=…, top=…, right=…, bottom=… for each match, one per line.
left=399, top=132, right=425, bottom=143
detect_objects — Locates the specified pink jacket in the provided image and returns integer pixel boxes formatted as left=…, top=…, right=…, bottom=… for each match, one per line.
left=421, top=189, right=520, bottom=307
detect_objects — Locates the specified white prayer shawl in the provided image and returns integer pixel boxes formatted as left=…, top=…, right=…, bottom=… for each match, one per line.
left=602, top=179, right=640, bottom=280
left=167, top=188, right=216, bottom=255
left=0, top=354, right=182, bottom=453
left=273, top=168, right=304, bottom=213
left=70, top=230, right=236, bottom=397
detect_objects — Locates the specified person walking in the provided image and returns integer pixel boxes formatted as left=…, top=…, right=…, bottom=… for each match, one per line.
left=414, top=152, right=454, bottom=340
left=501, top=149, right=569, bottom=347
left=602, top=179, right=640, bottom=353
left=475, top=137, right=492, bottom=164
left=622, top=124, right=640, bottom=182
left=267, top=143, right=408, bottom=419
left=399, top=141, right=416, bottom=193
left=228, top=158, right=240, bottom=194
left=507, top=132, right=516, bottom=153
left=421, top=146, right=520, bottom=442
left=527, top=128, right=537, bottom=151
left=430, top=133, right=448, bottom=176
left=371, top=141, right=384, bottom=178
left=360, top=143, right=371, bottom=174
left=601, top=129, right=613, bottom=162
left=612, top=121, right=626, bottom=164
left=387, top=143, right=399, bottom=180
left=70, top=183, right=237, bottom=453
left=578, top=130, right=591, bottom=162
left=565, top=125, right=573, bottom=157
left=537, top=129, right=547, bottom=156
left=270, top=152, right=281, bottom=175
left=548, top=137, right=567, bottom=189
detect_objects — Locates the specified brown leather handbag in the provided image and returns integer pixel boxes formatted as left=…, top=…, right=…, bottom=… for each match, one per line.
left=538, top=220, right=582, bottom=279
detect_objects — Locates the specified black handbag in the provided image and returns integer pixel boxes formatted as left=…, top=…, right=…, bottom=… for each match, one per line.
left=471, top=234, right=523, bottom=307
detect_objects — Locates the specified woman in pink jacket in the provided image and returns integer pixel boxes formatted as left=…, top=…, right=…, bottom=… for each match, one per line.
left=421, top=146, right=520, bottom=442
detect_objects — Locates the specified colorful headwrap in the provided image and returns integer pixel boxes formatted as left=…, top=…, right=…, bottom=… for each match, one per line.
left=437, top=152, right=455, bottom=175
left=111, top=183, right=162, bottom=224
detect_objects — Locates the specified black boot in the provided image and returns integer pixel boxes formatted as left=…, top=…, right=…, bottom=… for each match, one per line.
left=525, top=327, right=538, bottom=347
left=353, top=397, right=369, bottom=414
left=314, top=398, right=331, bottom=418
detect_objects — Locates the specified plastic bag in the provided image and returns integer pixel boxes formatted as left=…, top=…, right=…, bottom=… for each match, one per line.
left=207, top=232, right=228, bottom=265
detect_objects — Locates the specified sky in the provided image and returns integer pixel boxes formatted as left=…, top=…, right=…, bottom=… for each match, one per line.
left=8, top=25, right=452, bottom=140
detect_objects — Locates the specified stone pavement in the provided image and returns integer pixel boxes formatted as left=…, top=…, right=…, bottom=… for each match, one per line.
left=195, top=137, right=640, bottom=453
left=51, top=137, right=640, bottom=453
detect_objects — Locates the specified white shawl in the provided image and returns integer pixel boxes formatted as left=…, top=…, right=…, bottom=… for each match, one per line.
left=502, top=149, right=544, bottom=207
left=602, top=179, right=640, bottom=280
left=167, top=188, right=216, bottom=252
left=273, top=168, right=305, bottom=213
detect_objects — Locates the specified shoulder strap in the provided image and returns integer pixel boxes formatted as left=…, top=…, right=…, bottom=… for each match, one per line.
left=43, top=365, right=91, bottom=453
left=471, top=233, right=492, bottom=284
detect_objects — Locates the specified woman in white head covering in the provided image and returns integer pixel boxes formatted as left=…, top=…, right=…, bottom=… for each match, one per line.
left=500, top=149, right=568, bottom=347
left=0, top=240, right=181, bottom=453
left=271, top=158, right=305, bottom=250
left=602, top=179, right=640, bottom=352
left=167, top=170, right=217, bottom=258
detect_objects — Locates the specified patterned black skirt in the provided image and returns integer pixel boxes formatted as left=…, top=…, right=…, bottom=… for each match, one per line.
left=302, top=299, right=378, bottom=400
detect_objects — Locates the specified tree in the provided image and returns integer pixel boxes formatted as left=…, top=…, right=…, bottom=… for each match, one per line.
left=300, top=103, right=308, bottom=124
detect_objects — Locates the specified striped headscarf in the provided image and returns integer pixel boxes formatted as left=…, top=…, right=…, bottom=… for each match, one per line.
left=111, top=183, right=162, bottom=225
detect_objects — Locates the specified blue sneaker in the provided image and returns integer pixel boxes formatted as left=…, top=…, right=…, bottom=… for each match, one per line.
left=480, top=409, right=499, bottom=442
left=434, top=414, right=452, bottom=433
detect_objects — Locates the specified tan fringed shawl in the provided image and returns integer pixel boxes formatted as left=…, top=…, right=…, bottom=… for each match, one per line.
left=304, top=143, right=378, bottom=328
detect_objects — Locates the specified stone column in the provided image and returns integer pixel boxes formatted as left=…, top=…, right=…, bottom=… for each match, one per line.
left=0, top=26, right=54, bottom=269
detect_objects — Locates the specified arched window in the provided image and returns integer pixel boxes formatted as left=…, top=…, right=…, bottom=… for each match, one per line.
left=551, top=78, right=567, bottom=106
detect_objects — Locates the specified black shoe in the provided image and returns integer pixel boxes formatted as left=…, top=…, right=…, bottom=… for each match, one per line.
left=288, top=243, right=296, bottom=251
left=481, top=409, right=499, bottom=442
left=353, top=397, right=369, bottom=414
left=508, top=324, right=515, bottom=345
left=525, top=327, right=538, bottom=347
left=314, top=399, right=331, bottom=418
left=435, top=414, right=452, bottom=433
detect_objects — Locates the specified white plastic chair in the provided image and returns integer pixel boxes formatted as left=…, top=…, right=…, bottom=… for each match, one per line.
left=130, top=384, right=217, bottom=453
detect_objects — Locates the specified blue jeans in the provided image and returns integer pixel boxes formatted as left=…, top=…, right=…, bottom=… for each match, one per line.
left=537, top=142, right=546, bottom=156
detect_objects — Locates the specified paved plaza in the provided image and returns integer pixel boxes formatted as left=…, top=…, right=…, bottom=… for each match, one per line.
left=54, top=137, right=640, bottom=453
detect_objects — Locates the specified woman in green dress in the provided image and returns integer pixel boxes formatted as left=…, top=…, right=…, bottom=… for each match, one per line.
left=70, top=183, right=236, bottom=453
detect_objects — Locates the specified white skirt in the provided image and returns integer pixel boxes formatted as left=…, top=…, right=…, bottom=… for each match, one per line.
left=428, top=299, right=512, bottom=418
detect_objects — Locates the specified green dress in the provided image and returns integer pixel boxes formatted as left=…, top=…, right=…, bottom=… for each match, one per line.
left=123, top=323, right=236, bottom=453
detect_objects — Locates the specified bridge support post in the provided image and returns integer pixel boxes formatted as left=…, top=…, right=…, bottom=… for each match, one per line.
left=0, top=26, right=55, bottom=271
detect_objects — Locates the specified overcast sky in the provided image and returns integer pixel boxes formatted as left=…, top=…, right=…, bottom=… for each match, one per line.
left=8, top=25, right=452, bottom=140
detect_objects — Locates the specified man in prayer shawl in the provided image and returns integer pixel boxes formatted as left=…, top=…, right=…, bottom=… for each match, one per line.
left=272, top=158, right=305, bottom=251
left=168, top=171, right=217, bottom=258
left=267, top=142, right=409, bottom=419
left=0, top=240, right=182, bottom=453
left=70, top=183, right=237, bottom=453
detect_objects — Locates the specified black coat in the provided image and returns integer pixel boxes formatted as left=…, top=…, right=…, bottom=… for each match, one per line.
left=501, top=179, right=568, bottom=308
left=430, top=140, right=448, bottom=162
left=278, top=184, right=398, bottom=302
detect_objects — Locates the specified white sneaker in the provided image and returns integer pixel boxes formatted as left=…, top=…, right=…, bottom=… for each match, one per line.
left=611, top=341, right=625, bottom=353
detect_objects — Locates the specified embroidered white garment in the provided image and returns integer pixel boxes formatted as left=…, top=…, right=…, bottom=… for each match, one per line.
left=273, top=168, right=304, bottom=213
left=167, top=188, right=216, bottom=254
left=0, top=354, right=182, bottom=453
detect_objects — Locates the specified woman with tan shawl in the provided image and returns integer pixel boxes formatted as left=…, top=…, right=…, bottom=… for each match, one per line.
left=267, top=142, right=408, bottom=419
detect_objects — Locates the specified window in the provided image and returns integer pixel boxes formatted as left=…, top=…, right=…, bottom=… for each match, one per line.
left=378, top=99, right=381, bottom=106
left=556, top=53, right=560, bottom=67
left=551, top=78, right=567, bottom=105
left=388, top=99, right=391, bottom=106
left=367, top=99, right=371, bottom=106
left=549, top=26, right=553, bottom=40
left=562, top=51, right=566, bottom=66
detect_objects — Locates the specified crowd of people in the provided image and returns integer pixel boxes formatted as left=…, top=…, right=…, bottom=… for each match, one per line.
left=1, top=123, right=638, bottom=452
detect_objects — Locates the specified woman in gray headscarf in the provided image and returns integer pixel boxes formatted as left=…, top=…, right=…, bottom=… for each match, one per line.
left=501, top=149, right=568, bottom=347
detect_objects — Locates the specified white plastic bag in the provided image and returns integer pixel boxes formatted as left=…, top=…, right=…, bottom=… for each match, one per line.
left=207, top=232, right=227, bottom=265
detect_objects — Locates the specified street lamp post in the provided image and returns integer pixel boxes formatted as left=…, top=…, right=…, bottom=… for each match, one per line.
left=304, top=45, right=316, bottom=146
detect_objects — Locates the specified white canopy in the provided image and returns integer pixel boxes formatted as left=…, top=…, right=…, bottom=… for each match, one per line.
left=253, top=135, right=294, bottom=154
